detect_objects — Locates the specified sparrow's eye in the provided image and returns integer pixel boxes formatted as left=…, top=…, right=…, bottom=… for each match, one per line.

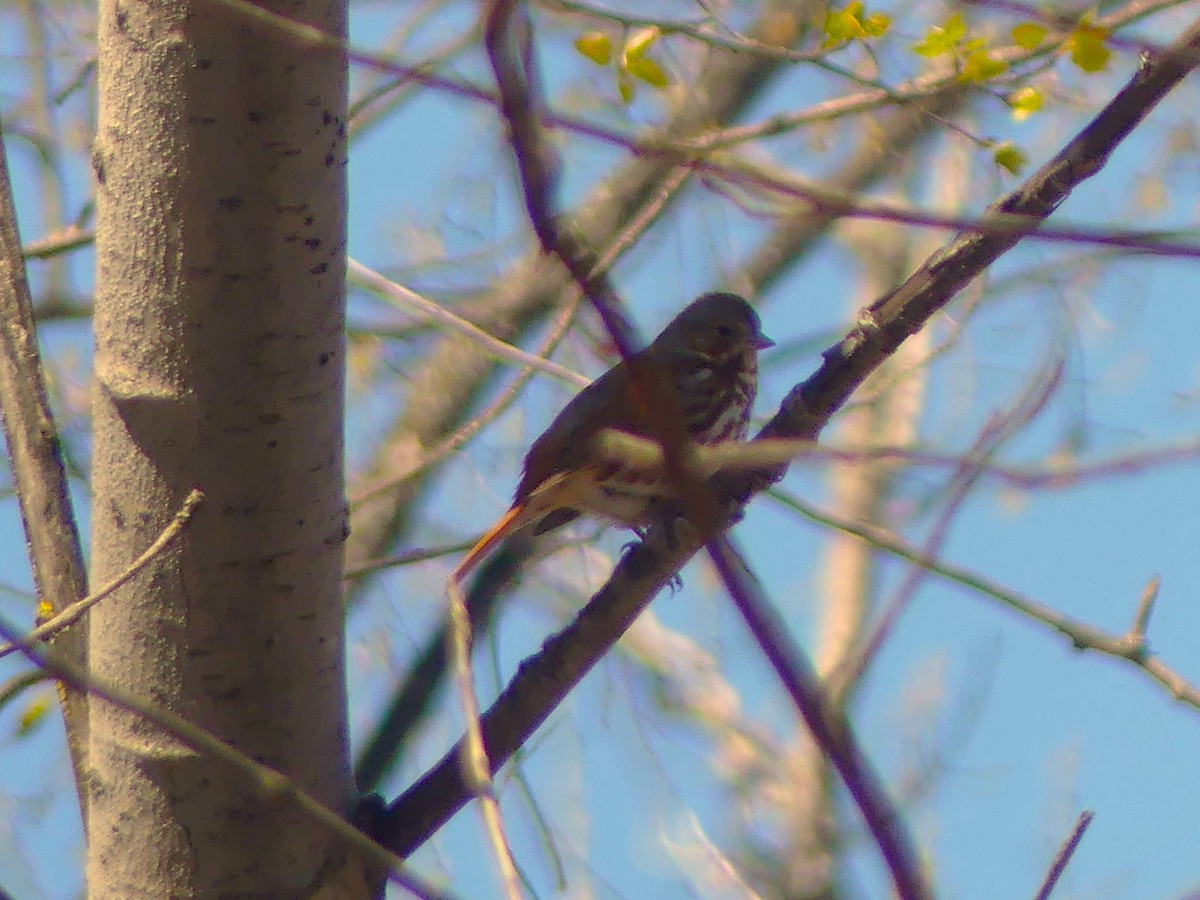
left=715, top=324, right=734, bottom=338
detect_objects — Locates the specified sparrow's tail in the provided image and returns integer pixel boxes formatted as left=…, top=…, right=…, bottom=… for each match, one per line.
left=451, top=502, right=530, bottom=585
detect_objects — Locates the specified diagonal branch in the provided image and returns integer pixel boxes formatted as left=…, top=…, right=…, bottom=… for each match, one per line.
left=703, top=534, right=931, bottom=898
left=0, top=490, right=204, bottom=660
left=0, top=121, right=90, bottom=815
left=0, top=611, right=450, bottom=900
left=1033, top=810, right=1095, bottom=900
left=377, top=10, right=1200, bottom=871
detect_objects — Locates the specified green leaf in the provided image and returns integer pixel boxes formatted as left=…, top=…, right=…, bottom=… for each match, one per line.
left=1007, top=86, right=1043, bottom=121
left=1011, top=22, right=1047, bottom=50
left=574, top=31, right=612, bottom=66
left=993, top=141, right=1027, bottom=175
left=862, top=12, right=891, bottom=37
left=1068, top=26, right=1111, bottom=72
left=617, top=70, right=635, bottom=104
left=626, top=56, right=669, bottom=89
left=823, top=2, right=867, bottom=48
left=914, top=13, right=968, bottom=57
left=821, top=1, right=888, bottom=48
left=943, top=13, right=968, bottom=42
left=961, top=49, right=1009, bottom=82
left=17, top=694, right=50, bottom=737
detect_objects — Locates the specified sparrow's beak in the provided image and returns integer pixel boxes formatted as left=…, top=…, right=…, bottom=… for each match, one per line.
left=753, top=330, right=775, bottom=350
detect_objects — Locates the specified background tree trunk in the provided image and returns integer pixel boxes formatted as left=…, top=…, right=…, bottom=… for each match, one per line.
left=87, top=0, right=351, bottom=894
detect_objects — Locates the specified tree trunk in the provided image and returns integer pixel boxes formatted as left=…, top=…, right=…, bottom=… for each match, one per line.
left=88, top=0, right=351, bottom=894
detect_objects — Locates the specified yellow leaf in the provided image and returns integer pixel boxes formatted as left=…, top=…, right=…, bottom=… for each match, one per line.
left=943, top=13, right=968, bottom=42
left=823, top=2, right=867, bottom=47
left=1011, top=22, right=1047, bottom=50
left=626, top=56, right=669, bottom=89
left=574, top=31, right=612, bottom=66
left=993, top=142, right=1027, bottom=175
left=914, top=13, right=967, bottom=57
left=17, top=695, right=50, bottom=737
left=863, top=12, right=891, bottom=37
left=617, top=70, right=635, bottom=104
left=624, top=25, right=661, bottom=60
left=961, top=49, right=1008, bottom=83
left=1007, top=86, right=1043, bottom=121
left=1068, top=26, right=1111, bottom=72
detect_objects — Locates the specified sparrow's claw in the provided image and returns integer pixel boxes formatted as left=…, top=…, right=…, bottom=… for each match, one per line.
left=621, top=524, right=686, bottom=591
left=621, top=525, right=649, bottom=556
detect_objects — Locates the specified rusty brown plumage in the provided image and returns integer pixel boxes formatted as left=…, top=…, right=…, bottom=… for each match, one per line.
left=452, top=292, right=772, bottom=583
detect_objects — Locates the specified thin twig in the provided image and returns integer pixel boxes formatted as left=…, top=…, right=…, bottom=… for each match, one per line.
left=0, top=667, right=47, bottom=710
left=704, top=535, right=932, bottom=900
left=445, top=575, right=523, bottom=900
left=0, top=490, right=205, bottom=660
left=18, top=0, right=71, bottom=298
left=349, top=258, right=587, bottom=387
left=770, top=487, right=1200, bottom=712
left=20, top=225, right=94, bottom=260
left=349, top=292, right=585, bottom=510
left=592, top=426, right=1200, bottom=487
left=835, top=362, right=1063, bottom=693
left=0, top=611, right=451, bottom=900
left=1128, top=575, right=1159, bottom=642
left=348, top=8, right=480, bottom=141
left=1033, top=810, right=1095, bottom=900
left=716, top=154, right=1200, bottom=258
left=343, top=538, right=478, bottom=579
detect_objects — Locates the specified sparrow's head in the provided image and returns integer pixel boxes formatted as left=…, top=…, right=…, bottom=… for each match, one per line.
left=654, top=292, right=773, bottom=362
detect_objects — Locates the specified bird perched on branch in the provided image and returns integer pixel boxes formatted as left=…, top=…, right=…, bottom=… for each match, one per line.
left=451, top=291, right=773, bottom=585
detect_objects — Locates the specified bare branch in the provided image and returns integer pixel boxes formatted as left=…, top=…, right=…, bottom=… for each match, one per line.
left=0, top=120, right=90, bottom=813
left=446, top=572, right=523, bottom=899
left=703, top=535, right=932, bottom=900
left=343, top=540, right=477, bottom=579
left=0, top=490, right=205, bottom=660
left=21, top=225, right=94, bottom=261
left=1033, top=810, right=1095, bottom=900
left=772, top=488, right=1200, bottom=712
left=1129, top=575, right=1160, bottom=642
left=348, top=259, right=587, bottom=387
left=835, top=362, right=1063, bottom=693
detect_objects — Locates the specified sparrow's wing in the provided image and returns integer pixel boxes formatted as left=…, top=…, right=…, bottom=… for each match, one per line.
left=515, top=359, right=652, bottom=503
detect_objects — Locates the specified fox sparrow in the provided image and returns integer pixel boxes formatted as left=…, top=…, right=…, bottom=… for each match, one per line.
left=452, top=292, right=773, bottom=583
